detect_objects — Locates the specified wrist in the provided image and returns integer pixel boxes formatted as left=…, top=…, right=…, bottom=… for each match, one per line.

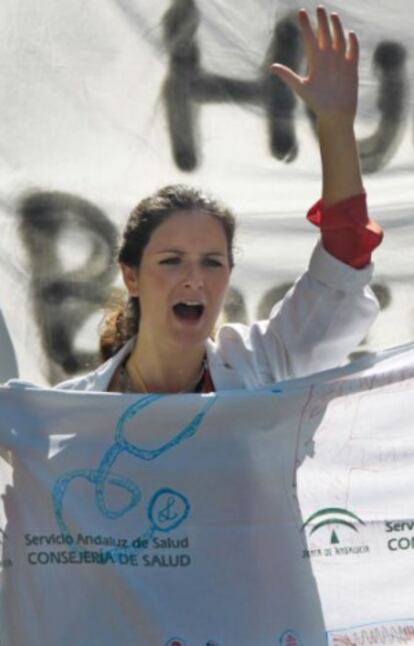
left=317, top=112, right=356, bottom=132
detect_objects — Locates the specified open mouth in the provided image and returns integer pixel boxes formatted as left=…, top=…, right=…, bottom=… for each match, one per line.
left=173, top=302, right=205, bottom=322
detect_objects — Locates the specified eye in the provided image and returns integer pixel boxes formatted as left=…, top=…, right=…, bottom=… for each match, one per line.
left=159, top=256, right=181, bottom=265
left=203, top=257, right=224, bottom=267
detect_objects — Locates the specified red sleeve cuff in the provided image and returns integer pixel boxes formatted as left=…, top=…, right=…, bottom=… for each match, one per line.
left=307, top=192, right=384, bottom=269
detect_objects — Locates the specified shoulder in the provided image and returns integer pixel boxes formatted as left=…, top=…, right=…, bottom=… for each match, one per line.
left=1, top=373, right=103, bottom=392
left=1, top=379, right=42, bottom=391
left=207, top=318, right=285, bottom=389
left=56, top=338, right=135, bottom=392
left=55, top=369, right=103, bottom=392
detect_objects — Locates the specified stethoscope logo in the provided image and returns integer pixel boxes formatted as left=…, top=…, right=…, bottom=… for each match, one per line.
left=52, top=394, right=216, bottom=553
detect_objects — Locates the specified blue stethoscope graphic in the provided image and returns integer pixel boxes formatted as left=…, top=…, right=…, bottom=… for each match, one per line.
left=52, top=393, right=217, bottom=553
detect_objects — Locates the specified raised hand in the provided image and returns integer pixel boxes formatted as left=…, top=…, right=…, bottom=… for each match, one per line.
left=270, top=7, right=359, bottom=123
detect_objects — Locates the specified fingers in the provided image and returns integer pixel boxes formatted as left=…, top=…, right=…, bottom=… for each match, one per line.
left=347, top=31, right=359, bottom=64
left=330, top=13, right=346, bottom=54
left=270, top=7, right=358, bottom=91
left=297, top=9, right=317, bottom=62
left=298, top=7, right=354, bottom=58
left=316, top=6, right=332, bottom=50
left=270, top=64, right=303, bottom=95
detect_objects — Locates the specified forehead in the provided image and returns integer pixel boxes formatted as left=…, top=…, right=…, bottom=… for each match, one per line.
left=146, top=210, right=228, bottom=251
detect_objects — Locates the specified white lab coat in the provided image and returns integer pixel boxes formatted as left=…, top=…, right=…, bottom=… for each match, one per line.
left=56, top=242, right=379, bottom=392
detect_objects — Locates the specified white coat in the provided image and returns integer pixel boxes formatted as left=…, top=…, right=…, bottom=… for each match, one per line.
left=56, top=242, right=379, bottom=393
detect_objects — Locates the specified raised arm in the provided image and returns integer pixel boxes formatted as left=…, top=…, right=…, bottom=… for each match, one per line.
left=214, top=9, right=384, bottom=385
left=271, top=7, right=362, bottom=205
left=271, top=7, right=383, bottom=272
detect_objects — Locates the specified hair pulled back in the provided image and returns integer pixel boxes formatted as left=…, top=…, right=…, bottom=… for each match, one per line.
left=99, top=184, right=236, bottom=361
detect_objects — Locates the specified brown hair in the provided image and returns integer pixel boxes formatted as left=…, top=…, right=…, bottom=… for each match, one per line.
left=99, top=184, right=236, bottom=360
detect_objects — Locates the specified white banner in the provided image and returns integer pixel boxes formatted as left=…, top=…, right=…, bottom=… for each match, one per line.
left=2, top=342, right=414, bottom=644
left=0, top=0, right=414, bottom=385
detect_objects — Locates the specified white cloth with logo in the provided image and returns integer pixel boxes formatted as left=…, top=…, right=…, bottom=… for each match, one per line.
left=1, top=0, right=414, bottom=388
left=1, top=341, right=414, bottom=645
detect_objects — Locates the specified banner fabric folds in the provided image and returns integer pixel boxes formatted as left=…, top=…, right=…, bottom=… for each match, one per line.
left=1, top=342, right=414, bottom=645
left=1, top=0, right=414, bottom=386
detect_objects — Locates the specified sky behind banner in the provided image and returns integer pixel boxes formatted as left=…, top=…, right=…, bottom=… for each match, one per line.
left=1, top=0, right=414, bottom=384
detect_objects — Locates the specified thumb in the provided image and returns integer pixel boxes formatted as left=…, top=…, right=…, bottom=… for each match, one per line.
left=270, top=64, right=303, bottom=95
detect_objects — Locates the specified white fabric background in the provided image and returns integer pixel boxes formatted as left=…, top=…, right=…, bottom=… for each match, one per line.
left=0, top=0, right=413, bottom=384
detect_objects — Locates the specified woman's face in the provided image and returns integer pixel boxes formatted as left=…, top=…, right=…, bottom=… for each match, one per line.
left=122, top=210, right=232, bottom=349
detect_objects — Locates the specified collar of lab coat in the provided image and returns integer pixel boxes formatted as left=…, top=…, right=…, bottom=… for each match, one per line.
left=58, top=336, right=243, bottom=393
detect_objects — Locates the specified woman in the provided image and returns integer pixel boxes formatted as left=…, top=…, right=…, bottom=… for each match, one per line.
left=0, top=11, right=385, bottom=645
left=58, top=7, right=383, bottom=395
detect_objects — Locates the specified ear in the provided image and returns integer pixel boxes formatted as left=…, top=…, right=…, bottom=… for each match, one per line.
left=120, top=263, right=140, bottom=297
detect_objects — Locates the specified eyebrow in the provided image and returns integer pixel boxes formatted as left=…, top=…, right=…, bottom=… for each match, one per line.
left=155, top=249, right=226, bottom=256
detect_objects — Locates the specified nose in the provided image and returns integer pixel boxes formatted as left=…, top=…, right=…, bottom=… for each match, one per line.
left=183, top=262, right=204, bottom=289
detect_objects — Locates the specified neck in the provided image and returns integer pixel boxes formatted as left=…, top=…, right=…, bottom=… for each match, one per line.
left=126, top=334, right=207, bottom=394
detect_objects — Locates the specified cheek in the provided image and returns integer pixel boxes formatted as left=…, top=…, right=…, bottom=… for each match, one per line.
left=142, top=267, right=174, bottom=292
left=211, top=276, right=230, bottom=305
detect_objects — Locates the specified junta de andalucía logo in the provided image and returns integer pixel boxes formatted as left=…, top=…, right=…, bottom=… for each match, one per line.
left=301, top=507, right=366, bottom=545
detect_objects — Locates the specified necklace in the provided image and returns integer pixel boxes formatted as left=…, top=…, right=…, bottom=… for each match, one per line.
left=119, top=356, right=208, bottom=394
